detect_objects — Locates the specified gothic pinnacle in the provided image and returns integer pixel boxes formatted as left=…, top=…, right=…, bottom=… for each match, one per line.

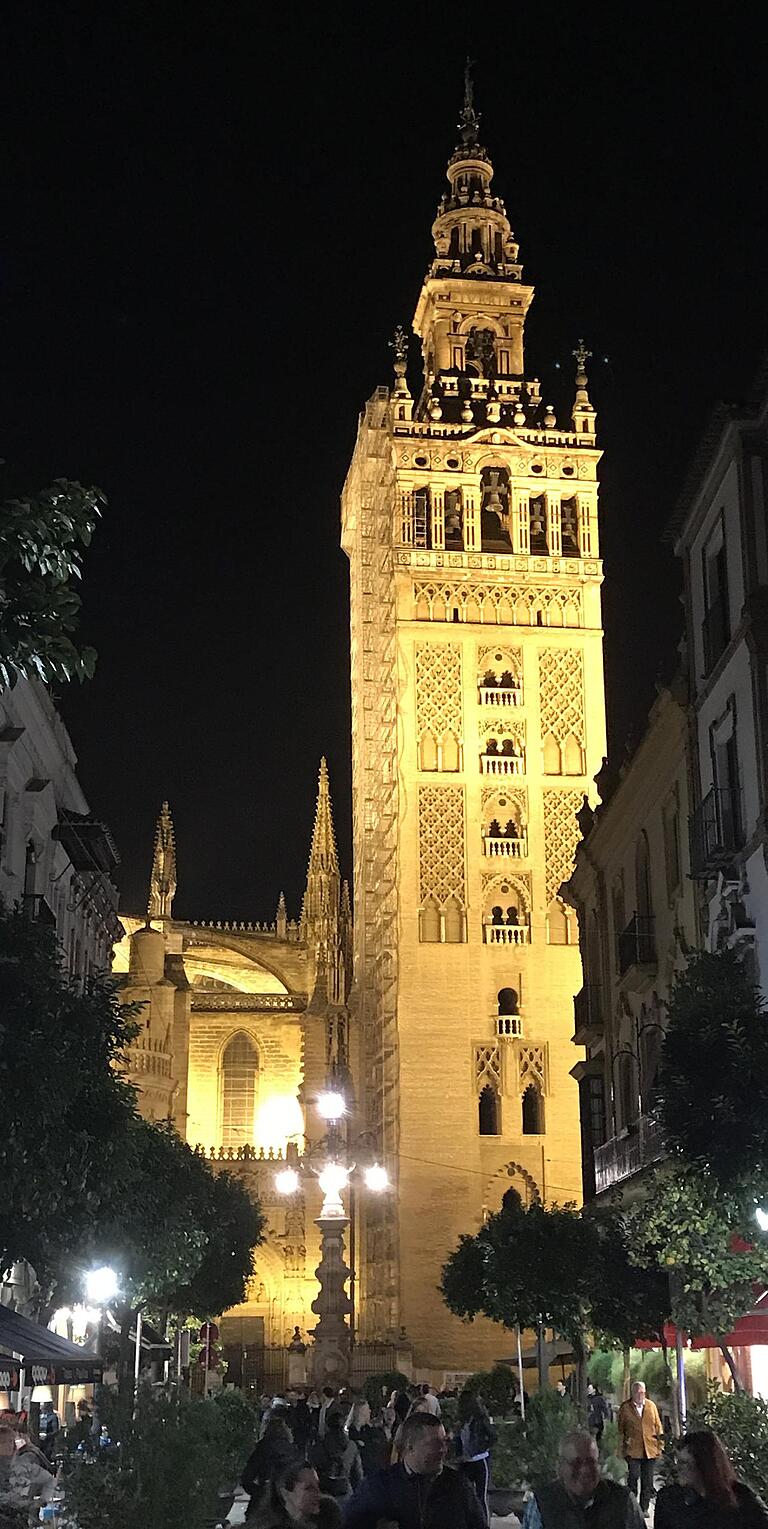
left=306, top=757, right=339, bottom=877
left=148, top=799, right=177, bottom=920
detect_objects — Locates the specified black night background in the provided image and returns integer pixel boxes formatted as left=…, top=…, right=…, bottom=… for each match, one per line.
left=2, top=6, right=766, bottom=918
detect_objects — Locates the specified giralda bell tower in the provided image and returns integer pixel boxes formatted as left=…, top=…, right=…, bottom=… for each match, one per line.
left=341, top=77, right=606, bottom=1374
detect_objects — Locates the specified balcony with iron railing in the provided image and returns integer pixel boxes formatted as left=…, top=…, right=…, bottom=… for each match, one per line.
left=594, top=1112, right=666, bottom=1195
left=617, top=914, right=656, bottom=979
left=483, top=917, right=530, bottom=946
left=481, top=749, right=525, bottom=777
left=478, top=682, right=522, bottom=707
left=701, top=592, right=730, bottom=674
left=495, top=1014, right=524, bottom=1038
left=690, top=785, right=743, bottom=878
left=483, top=828, right=527, bottom=858
left=572, top=984, right=604, bottom=1046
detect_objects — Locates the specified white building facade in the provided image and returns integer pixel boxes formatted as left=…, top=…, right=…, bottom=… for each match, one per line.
left=0, top=678, right=122, bottom=976
left=669, top=374, right=768, bottom=985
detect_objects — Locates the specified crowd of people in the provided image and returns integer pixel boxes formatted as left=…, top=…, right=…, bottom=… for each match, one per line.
left=0, top=1397, right=101, bottom=1519
left=242, top=1382, right=494, bottom=1529
left=243, top=1378, right=768, bottom=1529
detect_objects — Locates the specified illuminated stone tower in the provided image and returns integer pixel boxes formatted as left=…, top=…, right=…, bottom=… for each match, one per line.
left=342, top=78, right=606, bottom=1374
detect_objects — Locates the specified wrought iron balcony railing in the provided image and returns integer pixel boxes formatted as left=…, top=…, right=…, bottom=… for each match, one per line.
left=572, top=984, right=604, bottom=1045
left=617, top=914, right=656, bottom=978
left=594, top=1113, right=666, bottom=1194
left=690, top=785, right=743, bottom=878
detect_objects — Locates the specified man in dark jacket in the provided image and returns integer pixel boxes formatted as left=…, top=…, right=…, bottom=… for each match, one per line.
left=343, top=1412, right=485, bottom=1529
left=522, top=1431, right=644, bottom=1529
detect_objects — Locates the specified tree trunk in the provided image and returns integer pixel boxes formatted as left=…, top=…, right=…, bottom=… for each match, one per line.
left=118, top=1305, right=137, bottom=1397
left=622, top=1346, right=631, bottom=1401
left=573, top=1331, right=589, bottom=1420
left=718, top=1340, right=742, bottom=1393
left=663, top=1339, right=680, bottom=1438
left=537, top=1321, right=547, bottom=1390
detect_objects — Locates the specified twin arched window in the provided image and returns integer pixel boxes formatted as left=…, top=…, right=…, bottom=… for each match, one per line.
left=221, top=1033, right=259, bottom=1147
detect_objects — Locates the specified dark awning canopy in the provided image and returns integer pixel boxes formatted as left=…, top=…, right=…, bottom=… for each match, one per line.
left=0, top=1307, right=102, bottom=1386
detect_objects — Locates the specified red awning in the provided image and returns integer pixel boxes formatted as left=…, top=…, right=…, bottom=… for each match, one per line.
left=636, top=1292, right=768, bottom=1352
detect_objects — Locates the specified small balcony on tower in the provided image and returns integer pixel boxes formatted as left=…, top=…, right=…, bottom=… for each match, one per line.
left=483, top=885, right=530, bottom=944
left=480, top=737, right=525, bottom=777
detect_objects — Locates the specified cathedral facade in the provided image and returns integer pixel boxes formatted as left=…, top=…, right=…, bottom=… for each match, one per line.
left=114, top=764, right=355, bottom=1370
left=341, top=85, right=606, bottom=1372
left=119, top=87, right=607, bottom=1384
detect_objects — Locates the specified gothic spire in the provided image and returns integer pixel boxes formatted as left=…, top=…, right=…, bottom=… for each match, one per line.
left=306, top=757, right=339, bottom=880
left=148, top=800, right=176, bottom=920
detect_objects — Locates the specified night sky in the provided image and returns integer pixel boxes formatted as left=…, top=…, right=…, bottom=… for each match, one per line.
left=2, top=8, right=767, bottom=920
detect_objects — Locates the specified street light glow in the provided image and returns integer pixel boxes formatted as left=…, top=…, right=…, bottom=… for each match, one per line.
left=364, top=1163, right=389, bottom=1192
left=755, top=1207, right=768, bottom=1232
left=275, top=1168, right=301, bottom=1195
left=317, top=1090, right=346, bottom=1122
left=318, top=1162, right=349, bottom=1198
left=84, top=1266, right=119, bottom=1305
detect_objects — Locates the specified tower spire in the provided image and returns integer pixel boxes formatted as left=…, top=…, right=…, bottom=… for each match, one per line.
left=455, top=56, right=483, bottom=160
left=148, top=800, right=176, bottom=920
left=302, top=758, right=344, bottom=1006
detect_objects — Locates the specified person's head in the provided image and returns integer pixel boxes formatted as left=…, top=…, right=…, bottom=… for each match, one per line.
left=265, top=1415, right=293, bottom=1444
left=399, top=1413, right=447, bottom=1475
left=630, top=1381, right=646, bottom=1406
left=41, top=1401, right=54, bottom=1415
left=77, top=1399, right=91, bottom=1417
left=271, top=1463, right=322, bottom=1523
left=677, top=1430, right=738, bottom=1509
left=347, top=1399, right=370, bottom=1430
left=325, top=1412, right=347, bottom=1441
left=558, top=1431, right=600, bottom=1503
left=321, top=1386, right=336, bottom=1402
left=407, top=1398, right=430, bottom=1417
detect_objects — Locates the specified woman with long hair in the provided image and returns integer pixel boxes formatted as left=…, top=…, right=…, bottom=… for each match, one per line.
left=247, top=1462, right=341, bottom=1529
left=655, top=1429, right=768, bottom=1527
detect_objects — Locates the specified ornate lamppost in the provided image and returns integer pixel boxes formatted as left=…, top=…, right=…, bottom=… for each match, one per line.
left=275, top=1088, right=388, bottom=1387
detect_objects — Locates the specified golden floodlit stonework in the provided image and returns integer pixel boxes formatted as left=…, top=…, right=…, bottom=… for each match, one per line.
left=341, top=81, right=606, bottom=1373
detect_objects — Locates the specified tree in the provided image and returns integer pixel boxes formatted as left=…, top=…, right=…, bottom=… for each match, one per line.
left=0, top=903, right=138, bottom=1305
left=624, top=1163, right=768, bottom=1389
left=656, top=948, right=768, bottom=1185
left=441, top=1190, right=667, bottom=1400
left=71, top=1117, right=264, bottom=1390
left=0, top=478, right=104, bottom=686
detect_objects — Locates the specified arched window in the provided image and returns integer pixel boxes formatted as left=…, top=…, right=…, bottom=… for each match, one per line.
left=220, top=1033, right=258, bottom=1148
left=543, top=734, right=561, bottom=774
left=635, top=831, right=652, bottom=920
left=419, top=731, right=438, bottom=771
left=529, top=495, right=548, bottom=553
left=498, top=987, right=519, bottom=1015
left=546, top=898, right=570, bottom=945
left=443, top=896, right=464, bottom=944
left=562, top=734, right=584, bottom=775
left=478, top=1085, right=500, bottom=1135
left=420, top=899, right=441, bottom=943
left=480, top=467, right=511, bottom=552
left=522, top=1084, right=544, bottom=1135
left=441, top=732, right=460, bottom=772
left=560, top=497, right=580, bottom=556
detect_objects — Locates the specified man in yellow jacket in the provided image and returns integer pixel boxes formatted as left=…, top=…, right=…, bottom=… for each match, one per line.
left=617, top=1381, right=663, bottom=1515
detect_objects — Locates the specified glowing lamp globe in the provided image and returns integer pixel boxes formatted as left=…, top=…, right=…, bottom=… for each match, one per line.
left=364, top=1163, right=389, bottom=1192
left=84, top=1266, right=119, bottom=1306
left=318, top=1161, right=349, bottom=1217
left=756, top=1207, right=768, bottom=1233
left=317, top=1091, right=346, bottom=1122
left=275, top=1168, right=300, bottom=1196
